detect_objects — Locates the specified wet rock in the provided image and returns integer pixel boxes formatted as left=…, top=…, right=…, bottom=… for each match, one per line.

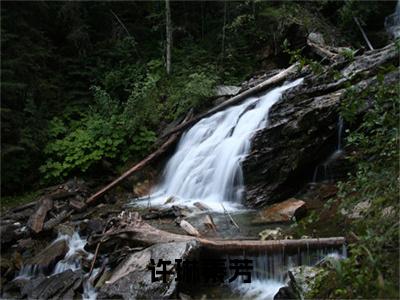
left=21, top=269, right=82, bottom=299
left=98, top=240, right=199, bottom=299
left=253, top=198, right=306, bottom=224
left=25, top=239, right=69, bottom=273
left=274, top=266, right=324, bottom=300
left=290, top=265, right=325, bottom=295
left=86, top=218, right=105, bottom=235
left=0, top=223, right=25, bottom=246
left=56, top=223, right=75, bottom=237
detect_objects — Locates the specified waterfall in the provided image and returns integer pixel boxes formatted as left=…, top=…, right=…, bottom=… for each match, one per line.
left=231, top=247, right=346, bottom=299
left=136, top=78, right=303, bottom=212
left=312, top=116, right=344, bottom=183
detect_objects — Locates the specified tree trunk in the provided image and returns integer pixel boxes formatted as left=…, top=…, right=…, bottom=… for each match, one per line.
left=165, top=0, right=172, bottom=74
left=85, top=133, right=179, bottom=206
left=89, top=212, right=346, bottom=254
left=221, top=1, right=227, bottom=61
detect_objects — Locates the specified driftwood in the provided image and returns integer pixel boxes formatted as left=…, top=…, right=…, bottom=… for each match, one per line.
left=42, top=210, right=73, bottom=232
left=203, top=214, right=217, bottom=232
left=89, top=212, right=345, bottom=254
left=86, top=133, right=179, bottom=206
left=28, top=197, right=53, bottom=234
left=161, top=63, right=299, bottom=139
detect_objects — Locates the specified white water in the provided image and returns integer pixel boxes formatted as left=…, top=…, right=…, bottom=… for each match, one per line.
left=53, top=232, right=93, bottom=274
left=232, top=247, right=347, bottom=299
left=15, top=232, right=97, bottom=299
left=136, top=78, right=303, bottom=212
left=312, top=116, right=344, bottom=183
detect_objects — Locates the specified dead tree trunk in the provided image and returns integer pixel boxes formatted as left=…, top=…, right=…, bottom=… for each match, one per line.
left=89, top=212, right=345, bottom=254
left=28, top=197, right=53, bottom=234
left=165, top=0, right=172, bottom=74
left=86, top=133, right=179, bottom=206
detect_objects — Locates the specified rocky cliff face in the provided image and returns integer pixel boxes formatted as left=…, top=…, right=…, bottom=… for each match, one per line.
left=243, top=43, right=398, bottom=207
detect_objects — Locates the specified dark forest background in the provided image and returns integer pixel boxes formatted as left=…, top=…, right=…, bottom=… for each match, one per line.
left=1, top=1, right=395, bottom=195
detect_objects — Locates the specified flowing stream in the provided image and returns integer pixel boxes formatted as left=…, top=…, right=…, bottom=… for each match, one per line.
left=135, top=78, right=303, bottom=212
left=15, top=232, right=98, bottom=300
left=14, top=78, right=346, bottom=300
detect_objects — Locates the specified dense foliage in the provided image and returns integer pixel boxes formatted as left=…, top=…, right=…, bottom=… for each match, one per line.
left=1, top=1, right=396, bottom=195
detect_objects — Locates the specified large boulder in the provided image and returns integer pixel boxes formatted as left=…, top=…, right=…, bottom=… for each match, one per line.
left=98, top=240, right=199, bottom=299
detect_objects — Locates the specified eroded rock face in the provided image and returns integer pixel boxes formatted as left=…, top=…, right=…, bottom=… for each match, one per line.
left=243, top=44, right=398, bottom=207
left=98, top=240, right=199, bottom=299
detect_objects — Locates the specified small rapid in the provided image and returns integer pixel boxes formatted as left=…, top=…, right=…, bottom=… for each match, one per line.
left=14, top=232, right=98, bottom=300
left=136, top=78, right=303, bottom=212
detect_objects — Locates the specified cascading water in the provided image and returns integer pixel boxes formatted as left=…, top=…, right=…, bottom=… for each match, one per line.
left=14, top=232, right=98, bottom=300
left=136, top=78, right=304, bottom=212
left=312, top=116, right=344, bottom=183
left=231, top=247, right=347, bottom=300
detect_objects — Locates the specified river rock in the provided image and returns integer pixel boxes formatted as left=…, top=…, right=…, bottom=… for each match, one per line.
left=98, top=240, right=199, bottom=299
left=25, top=238, right=69, bottom=273
left=274, top=265, right=324, bottom=300
left=254, top=198, right=306, bottom=224
left=21, top=269, right=82, bottom=299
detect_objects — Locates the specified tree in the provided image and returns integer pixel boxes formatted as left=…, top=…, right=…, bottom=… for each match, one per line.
left=165, top=0, right=172, bottom=74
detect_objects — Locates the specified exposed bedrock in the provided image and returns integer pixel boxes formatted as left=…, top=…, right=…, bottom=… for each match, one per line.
left=243, top=43, right=399, bottom=207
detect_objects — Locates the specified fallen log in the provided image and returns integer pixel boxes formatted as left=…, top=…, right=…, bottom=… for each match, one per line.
left=161, top=63, right=299, bottom=139
left=43, top=210, right=73, bottom=232
left=86, top=133, right=179, bottom=206
left=27, top=197, right=53, bottom=234
left=198, top=237, right=346, bottom=254
left=89, top=212, right=345, bottom=254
